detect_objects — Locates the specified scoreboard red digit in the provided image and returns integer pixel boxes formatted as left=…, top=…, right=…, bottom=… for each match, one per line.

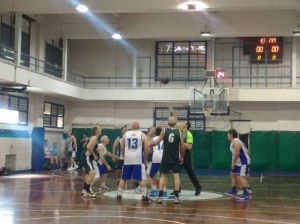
left=243, top=37, right=283, bottom=63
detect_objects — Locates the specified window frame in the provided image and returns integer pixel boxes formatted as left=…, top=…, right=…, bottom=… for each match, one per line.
left=0, top=93, right=29, bottom=126
left=155, top=40, right=207, bottom=79
left=45, top=39, right=63, bottom=78
left=43, top=102, right=65, bottom=129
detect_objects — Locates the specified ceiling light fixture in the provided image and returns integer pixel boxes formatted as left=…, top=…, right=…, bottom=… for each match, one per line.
left=201, top=26, right=211, bottom=36
left=293, top=24, right=300, bottom=36
left=112, top=26, right=123, bottom=40
left=76, top=4, right=89, bottom=13
left=178, top=1, right=208, bottom=10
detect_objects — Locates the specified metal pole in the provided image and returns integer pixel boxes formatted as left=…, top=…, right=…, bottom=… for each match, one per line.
left=133, top=50, right=137, bottom=88
left=14, top=12, right=22, bottom=66
left=292, top=37, right=297, bottom=88
left=63, top=38, right=68, bottom=81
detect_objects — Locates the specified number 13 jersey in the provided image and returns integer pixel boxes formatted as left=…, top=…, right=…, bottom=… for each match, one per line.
left=124, top=130, right=144, bottom=165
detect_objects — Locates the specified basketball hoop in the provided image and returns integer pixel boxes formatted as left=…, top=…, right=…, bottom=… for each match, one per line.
left=203, top=107, right=213, bottom=117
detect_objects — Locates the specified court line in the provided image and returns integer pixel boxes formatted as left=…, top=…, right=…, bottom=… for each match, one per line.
left=13, top=215, right=185, bottom=223
left=4, top=202, right=300, bottom=215
left=11, top=213, right=296, bottom=224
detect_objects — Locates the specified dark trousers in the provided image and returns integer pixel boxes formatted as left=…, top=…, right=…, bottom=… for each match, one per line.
left=182, top=150, right=201, bottom=189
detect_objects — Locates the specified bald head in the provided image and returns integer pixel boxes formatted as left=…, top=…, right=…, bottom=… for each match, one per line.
left=131, top=120, right=140, bottom=130
left=168, top=116, right=177, bottom=127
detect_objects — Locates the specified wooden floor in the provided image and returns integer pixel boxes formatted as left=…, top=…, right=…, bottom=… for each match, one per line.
left=0, top=171, right=299, bottom=224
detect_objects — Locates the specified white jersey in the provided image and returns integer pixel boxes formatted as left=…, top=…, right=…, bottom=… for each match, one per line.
left=230, top=138, right=250, bottom=166
left=152, top=136, right=163, bottom=163
left=68, top=136, right=77, bottom=152
left=124, top=130, right=144, bottom=165
left=97, top=143, right=107, bottom=165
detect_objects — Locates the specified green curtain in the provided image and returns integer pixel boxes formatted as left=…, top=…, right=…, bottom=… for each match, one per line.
left=211, top=131, right=231, bottom=170
left=191, top=131, right=213, bottom=169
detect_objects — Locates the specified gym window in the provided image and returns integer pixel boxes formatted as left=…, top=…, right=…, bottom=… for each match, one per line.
left=43, top=102, right=64, bottom=128
left=155, top=41, right=207, bottom=79
left=45, top=39, right=63, bottom=78
left=0, top=14, right=32, bottom=67
left=0, top=93, right=28, bottom=125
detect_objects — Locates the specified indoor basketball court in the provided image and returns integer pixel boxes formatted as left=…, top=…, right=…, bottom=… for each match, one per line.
left=0, top=0, right=300, bottom=224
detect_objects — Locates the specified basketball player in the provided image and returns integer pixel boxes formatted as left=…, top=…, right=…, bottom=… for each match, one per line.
left=91, top=135, right=117, bottom=191
left=169, top=107, right=202, bottom=196
left=112, top=126, right=127, bottom=186
left=237, top=147, right=252, bottom=196
left=117, top=121, right=151, bottom=202
left=80, top=126, right=101, bottom=198
left=135, top=126, right=156, bottom=194
left=226, top=129, right=250, bottom=200
left=67, top=132, right=78, bottom=171
left=147, top=127, right=167, bottom=197
left=150, top=116, right=185, bottom=204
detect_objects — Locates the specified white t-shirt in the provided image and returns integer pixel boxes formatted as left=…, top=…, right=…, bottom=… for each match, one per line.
left=124, top=130, right=144, bottom=165
left=97, top=143, right=107, bottom=165
left=152, top=136, right=163, bottom=163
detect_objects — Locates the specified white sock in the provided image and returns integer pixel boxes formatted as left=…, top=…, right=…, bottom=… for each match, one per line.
left=141, top=187, right=147, bottom=197
left=152, top=186, right=157, bottom=190
left=163, top=187, right=167, bottom=192
left=137, top=185, right=141, bottom=189
left=117, top=188, right=123, bottom=196
left=101, top=182, right=105, bottom=188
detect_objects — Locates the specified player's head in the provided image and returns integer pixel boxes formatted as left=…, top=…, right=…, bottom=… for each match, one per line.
left=228, top=129, right=238, bottom=141
left=131, top=121, right=140, bottom=130
left=182, top=121, right=191, bottom=130
left=92, top=125, right=102, bottom=136
left=100, top=135, right=109, bottom=145
left=155, top=127, right=162, bottom=136
left=83, top=133, right=88, bottom=138
left=168, top=116, right=177, bottom=127
left=66, top=132, right=71, bottom=137
left=44, top=140, right=48, bottom=146
left=121, top=126, right=127, bottom=134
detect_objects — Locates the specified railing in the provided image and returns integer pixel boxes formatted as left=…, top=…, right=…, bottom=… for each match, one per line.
left=0, top=42, right=296, bottom=89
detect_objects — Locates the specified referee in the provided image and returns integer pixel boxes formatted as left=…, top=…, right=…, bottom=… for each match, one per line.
left=170, top=107, right=202, bottom=196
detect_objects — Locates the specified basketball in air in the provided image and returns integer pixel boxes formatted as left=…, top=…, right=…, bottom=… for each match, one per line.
left=160, top=77, right=170, bottom=85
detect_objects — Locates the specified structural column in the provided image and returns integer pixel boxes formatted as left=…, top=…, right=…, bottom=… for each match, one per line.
left=292, top=37, right=297, bottom=88
left=14, top=12, right=22, bottom=66
left=132, top=50, right=137, bottom=88
left=62, top=38, right=68, bottom=81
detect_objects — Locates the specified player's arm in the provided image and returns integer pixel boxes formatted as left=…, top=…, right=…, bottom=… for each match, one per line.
left=86, top=136, right=97, bottom=159
left=106, top=150, right=118, bottom=160
left=169, top=107, right=181, bottom=129
left=142, top=133, right=149, bottom=165
left=232, top=140, right=241, bottom=168
left=120, top=134, right=125, bottom=158
left=112, top=137, right=120, bottom=161
left=150, top=130, right=164, bottom=147
left=72, top=137, right=77, bottom=151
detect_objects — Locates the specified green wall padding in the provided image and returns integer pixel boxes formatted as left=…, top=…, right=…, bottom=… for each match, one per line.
left=211, top=131, right=231, bottom=170
left=191, top=131, right=212, bottom=169
left=250, top=131, right=278, bottom=171
left=278, top=132, right=300, bottom=172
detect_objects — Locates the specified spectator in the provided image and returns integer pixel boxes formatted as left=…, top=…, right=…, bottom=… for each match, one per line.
left=49, top=142, right=59, bottom=171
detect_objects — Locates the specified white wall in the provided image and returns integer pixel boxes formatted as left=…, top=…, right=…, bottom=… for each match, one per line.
left=68, top=101, right=300, bottom=132
left=69, top=39, right=155, bottom=78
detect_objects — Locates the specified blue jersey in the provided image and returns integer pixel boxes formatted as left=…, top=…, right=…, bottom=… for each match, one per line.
left=50, top=145, right=58, bottom=156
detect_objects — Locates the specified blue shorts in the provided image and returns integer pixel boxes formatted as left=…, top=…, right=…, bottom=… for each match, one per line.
left=146, top=162, right=160, bottom=178
left=231, top=164, right=249, bottom=177
left=122, top=164, right=146, bottom=181
left=94, top=162, right=107, bottom=178
left=116, top=159, right=124, bottom=170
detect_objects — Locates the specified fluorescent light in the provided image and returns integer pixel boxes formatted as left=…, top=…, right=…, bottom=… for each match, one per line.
left=178, top=1, right=208, bottom=10
left=76, top=4, right=89, bottom=13
left=293, top=25, right=300, bottom=35
left=112, top=33, right=122, bottom=40
left=201, top=31, right=211, bottom=36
